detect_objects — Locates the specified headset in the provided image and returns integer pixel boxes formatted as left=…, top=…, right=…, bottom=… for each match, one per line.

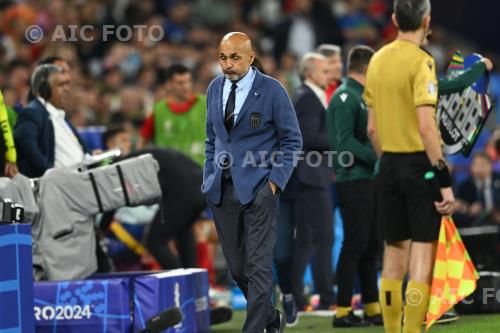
left=30, top=64, right=62, bottom=101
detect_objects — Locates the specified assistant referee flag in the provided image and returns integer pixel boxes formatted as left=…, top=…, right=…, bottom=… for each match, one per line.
left=426, top=216, right=479, bottom=331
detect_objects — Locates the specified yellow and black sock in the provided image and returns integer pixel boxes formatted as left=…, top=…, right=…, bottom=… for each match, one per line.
left=403, top=280, right=430, bottom=333
left=380, top=278, right=403, bottom=333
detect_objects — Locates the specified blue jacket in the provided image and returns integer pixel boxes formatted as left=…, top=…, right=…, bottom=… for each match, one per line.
left=14, top=99, right=87, bottom=178
left=202, top=69, right=303, bottom=205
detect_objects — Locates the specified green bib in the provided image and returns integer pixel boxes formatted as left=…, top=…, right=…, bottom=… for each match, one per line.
left=153, top=94, right=207, bottom=166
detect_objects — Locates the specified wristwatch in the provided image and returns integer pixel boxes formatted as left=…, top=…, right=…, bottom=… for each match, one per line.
left=434, top=159, right=448, bottom=171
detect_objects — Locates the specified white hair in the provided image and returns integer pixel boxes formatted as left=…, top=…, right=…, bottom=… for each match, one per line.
left=298, top=52, right=326, bottom=81
left=316, top=44, right=342, bottom=57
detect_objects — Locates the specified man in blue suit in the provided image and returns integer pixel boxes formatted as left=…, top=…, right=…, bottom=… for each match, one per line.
left=15, top=63, right=88, bottom=178
left=203, top=32, right=302, bottom=332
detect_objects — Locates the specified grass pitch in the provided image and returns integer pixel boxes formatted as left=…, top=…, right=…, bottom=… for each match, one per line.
left=212, top=311, right=500, bottom=332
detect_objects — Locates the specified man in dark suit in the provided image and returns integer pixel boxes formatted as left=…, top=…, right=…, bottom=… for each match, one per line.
left=285, top=52, right=335, bottom=312
left=203, top=32, right=302, bottom=333
left=456, top=152, right=500, bottom=227
left=14, top=63, right=88, bottom=177
left=455, top=152, right=500, bottom=272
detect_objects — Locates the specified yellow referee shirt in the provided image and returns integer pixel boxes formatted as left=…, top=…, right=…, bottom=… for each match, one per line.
left=364, top=39, right=438, bottom=153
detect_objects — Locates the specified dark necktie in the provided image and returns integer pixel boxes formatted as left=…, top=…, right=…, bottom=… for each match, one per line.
left=225, top=82, right=237, bottom=132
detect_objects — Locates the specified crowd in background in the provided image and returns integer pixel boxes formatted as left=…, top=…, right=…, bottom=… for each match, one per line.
left=2, top=0, right=499, bottom=129
left=1, top=0, right=500, bottom=308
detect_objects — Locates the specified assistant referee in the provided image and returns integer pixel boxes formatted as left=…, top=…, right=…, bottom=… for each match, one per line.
left=364, top=1, right=455, bottom=333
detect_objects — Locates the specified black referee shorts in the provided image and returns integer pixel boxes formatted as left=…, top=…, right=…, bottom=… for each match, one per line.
left=377, top=152, right=441, bottom=242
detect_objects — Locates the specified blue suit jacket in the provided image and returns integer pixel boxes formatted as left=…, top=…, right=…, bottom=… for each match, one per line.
left=14, top=99, right=88, bottom=178
left=202, top=69, right=303, bottom=205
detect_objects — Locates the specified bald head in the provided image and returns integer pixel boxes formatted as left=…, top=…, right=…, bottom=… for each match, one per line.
left=220, top=32, right=253, bottom=52
left=219, top=32, right=255, bottom=81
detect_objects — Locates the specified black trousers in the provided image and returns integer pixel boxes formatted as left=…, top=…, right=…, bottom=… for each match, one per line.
left=273, top=198, right=296, bottom=294
left=291, top=184, right=335, bottom=308
left=146, top=193, right=206, bottom=269
left=336, top=179, right=380, bottom=307
left=210, top=179, right=279, bottom=333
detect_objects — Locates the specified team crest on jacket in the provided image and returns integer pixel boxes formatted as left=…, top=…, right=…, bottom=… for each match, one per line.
left=250, top=113, right=261, bottom=128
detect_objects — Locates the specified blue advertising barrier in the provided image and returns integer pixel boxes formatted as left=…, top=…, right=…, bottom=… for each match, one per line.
left=33, top=269, right=210, bottom=333
left=33, top=278, right=131, bottom=333
left=0, top=224, right=35, bottom=333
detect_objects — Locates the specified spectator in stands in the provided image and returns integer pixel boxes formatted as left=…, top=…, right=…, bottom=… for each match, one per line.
left=455, top=152, right=500, bottom=273
left=119, top=86, right=148, bottom=125
left=5, top=60, right=31, bottom=107
left=14, top=63, right=88, bottom=177
left=40, top=56, right=71, bottom=75
left=316, top=44, right=343, bottom=103
left=336, top=0, right=379, bottom=45
left=141, top=64, right=207, bottom=165
left=455, top=152, right=500, bottom=227
left=272, top=0, right=343, bottom=61
left=276, top=52, right=301, bottom=96
left=486, top=127, right=500, bottom=162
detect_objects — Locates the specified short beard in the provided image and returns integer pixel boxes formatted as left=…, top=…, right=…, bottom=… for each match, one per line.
left=224, top=73, right=241, bottom=81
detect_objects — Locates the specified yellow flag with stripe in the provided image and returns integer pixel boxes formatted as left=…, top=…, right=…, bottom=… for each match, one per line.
left=426, top=216, right=479, bottom=331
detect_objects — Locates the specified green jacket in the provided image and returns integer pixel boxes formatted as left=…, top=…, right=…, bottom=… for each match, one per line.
left=327, top=77, right=376, bottom=182
left=439, top=61, right=486, bottom=95
left=326, top=61, right=486, bottom=182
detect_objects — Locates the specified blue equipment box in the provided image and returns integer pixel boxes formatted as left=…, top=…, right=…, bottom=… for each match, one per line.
left=0, top=224, right=35, bottom=333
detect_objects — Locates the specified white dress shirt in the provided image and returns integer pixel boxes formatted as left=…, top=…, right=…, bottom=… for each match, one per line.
left=222, top=67, right=257, bottom=124
left=38, top=97, right=84, bottom=168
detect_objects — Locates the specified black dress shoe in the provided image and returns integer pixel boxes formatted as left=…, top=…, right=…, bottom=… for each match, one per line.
left=333, top=311, right=371, bottom=328
left=266, top=310, right=286, bottom=333
left=364, top=313, right=384, bottom=326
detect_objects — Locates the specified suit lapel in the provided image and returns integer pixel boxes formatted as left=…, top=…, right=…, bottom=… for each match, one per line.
left=233, top=70, right=264, bottom=129
left=34, top=99, right=56, bottom=160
